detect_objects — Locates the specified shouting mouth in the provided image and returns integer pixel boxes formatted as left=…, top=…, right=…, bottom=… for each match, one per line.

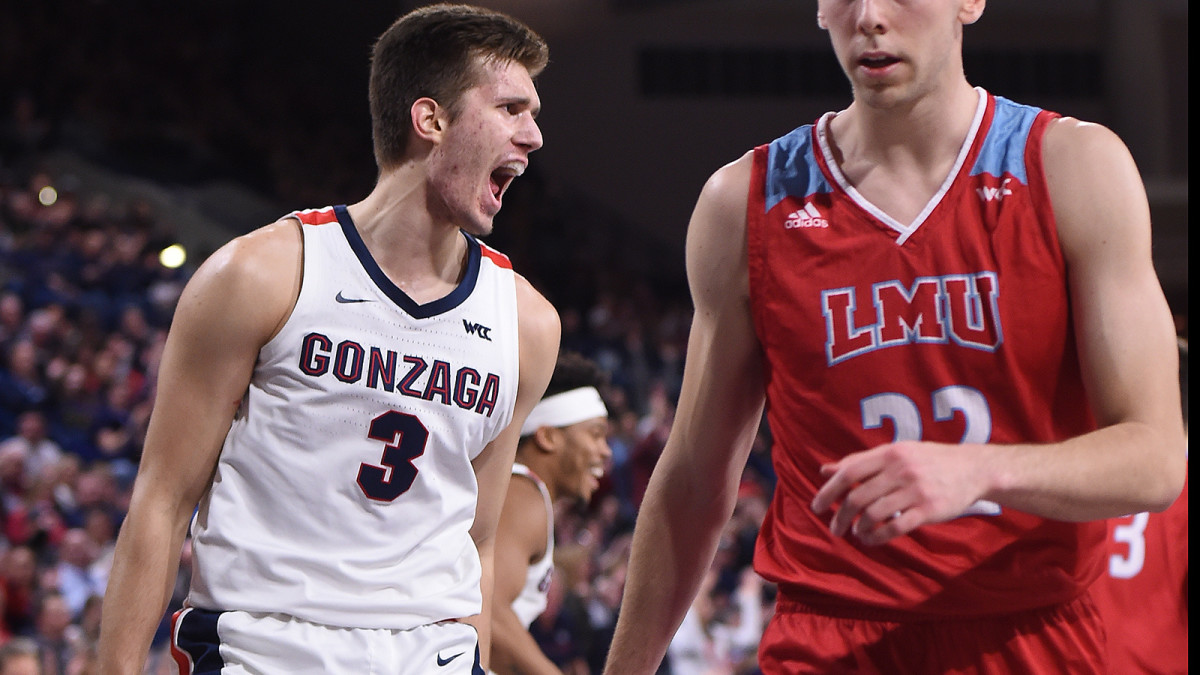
left=489, top=161, right=525, bottom=201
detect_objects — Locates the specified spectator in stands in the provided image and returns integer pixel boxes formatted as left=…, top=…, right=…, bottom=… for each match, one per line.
left=31, top=590, right=75, bottom=675
left=0, top=413, right=63, bottom=487
left=0, top=636, right=41, bottom=675
left=0, top=340, right=48, bottom=425
left=51, top=530, right=102, bottom=620
left=1, top=546, right=40, bottom=637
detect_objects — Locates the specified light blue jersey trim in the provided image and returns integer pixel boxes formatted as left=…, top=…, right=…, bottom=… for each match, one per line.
left=969, top=95, right=1042, bottom=184
left=764, top=125, right=834, bottom=213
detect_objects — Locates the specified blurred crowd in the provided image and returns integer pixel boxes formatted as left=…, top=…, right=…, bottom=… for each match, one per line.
left=0, top=4, right=778, bottom=673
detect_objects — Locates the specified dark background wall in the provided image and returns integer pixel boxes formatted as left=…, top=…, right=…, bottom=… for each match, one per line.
left=2, top=0, right=1187, bottom=313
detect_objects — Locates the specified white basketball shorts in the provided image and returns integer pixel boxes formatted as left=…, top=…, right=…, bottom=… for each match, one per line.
left=169, top=607, right=483, bottom=674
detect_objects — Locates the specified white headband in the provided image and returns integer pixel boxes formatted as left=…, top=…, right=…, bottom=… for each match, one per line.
left=520, top=387, right=609, bottom=436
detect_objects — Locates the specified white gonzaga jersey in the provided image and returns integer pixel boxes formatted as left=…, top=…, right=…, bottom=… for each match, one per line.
left=509, top=463, right=554, bottom=627
left=187, top=205, right=520, bottom=630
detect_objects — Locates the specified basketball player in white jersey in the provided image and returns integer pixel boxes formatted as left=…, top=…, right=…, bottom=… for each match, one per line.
left=96, top=5, right=560, bottom=674
left=490, top=351, right=612, bottom=675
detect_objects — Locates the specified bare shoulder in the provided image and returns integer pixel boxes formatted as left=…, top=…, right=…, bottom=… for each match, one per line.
left=506, top=471, right=547, bottom=513
left=1042, top=116, right=1138, bottom=181
left=698, top=150, right=754, bottom=219
left=192, top=219, right=301, bottom=290
left=1041, top=117, right=1150, bottom=258
left=514, top=275, right=561, bottom=357
left=687, top=150, right=755, bottom=302
left=179, top=218, right=303, bottom=343
left=508, top=275, right=559, bottom=403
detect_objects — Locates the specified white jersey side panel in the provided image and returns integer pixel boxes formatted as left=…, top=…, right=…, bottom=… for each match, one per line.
left=509, top=463, right=554, bottom=628
left=188, top=205, right=520, bottom=630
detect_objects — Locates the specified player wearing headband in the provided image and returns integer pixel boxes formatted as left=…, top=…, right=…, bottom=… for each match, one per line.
left=489, top=351, right=611, bottom=675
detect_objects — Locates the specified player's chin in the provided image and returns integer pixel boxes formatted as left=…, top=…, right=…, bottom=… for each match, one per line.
left=461, top=215, right=495, bottom=238
left=580, top=476, right=602, bottom=501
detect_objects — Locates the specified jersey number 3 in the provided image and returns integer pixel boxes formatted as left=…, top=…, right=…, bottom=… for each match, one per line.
left=357, top=410, right=429, bottom=501
left=1108, top=512, right=1149, bottom=579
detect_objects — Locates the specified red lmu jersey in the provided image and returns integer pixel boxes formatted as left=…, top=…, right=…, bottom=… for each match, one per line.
left=1091, top=474, right=1188, bottom=674
left=747, top=90, right=1104, bottom=617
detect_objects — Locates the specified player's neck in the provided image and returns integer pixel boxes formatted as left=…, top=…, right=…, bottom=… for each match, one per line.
left=346, top=171, right=469, bottom=303
left=824, top=82, right=980, bottom=225
left=834, top=80, right=979, bottom=170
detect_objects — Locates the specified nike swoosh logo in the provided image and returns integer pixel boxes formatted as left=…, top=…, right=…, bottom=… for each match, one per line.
left=436, top=651, right=465, bottom=667
left=335, top=291, right=372, bottom=304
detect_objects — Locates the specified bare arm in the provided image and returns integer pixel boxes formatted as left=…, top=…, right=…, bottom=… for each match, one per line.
left=467, top=276, right=560, bottom=670
left=992, top=118, right=1185, bottom=514
left=490, top=475, right=563, bottom=675
left=604, top=154, right=766, bottom=675
left=813, top=119, right=1187, bottom=544
left=96, top=221, right=301, bottom=674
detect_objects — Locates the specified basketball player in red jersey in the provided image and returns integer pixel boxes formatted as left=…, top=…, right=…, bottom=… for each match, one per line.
left=604, top=1, right=1186, bottom=673
left=1091, top=341, right=1187, bottom=675
left=1093, top=476, right=1188, bottom=674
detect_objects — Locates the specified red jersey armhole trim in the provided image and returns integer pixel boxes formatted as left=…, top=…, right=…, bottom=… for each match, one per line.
left=746, top=144, right=772, bottom=342
left=290, top=206, right=337, bottom=226
left=479, top=242, right=513, bottom=269
left=1024, top=111, right=1066, bottom=270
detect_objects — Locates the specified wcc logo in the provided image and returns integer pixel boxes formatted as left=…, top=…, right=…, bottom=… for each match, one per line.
left=463, top=319, right=492, bottom=341
left=822, top=272, right=1002, bottom=365
left=976, top=177, right=1013, bottom=202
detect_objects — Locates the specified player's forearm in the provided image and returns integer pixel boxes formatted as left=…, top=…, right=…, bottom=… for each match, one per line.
left=983, top=421, right=1187, bottom=520
left=97, top=510, right=185, bottom=674
left=491, top=612, right=563, bottom=675
left=603, top=459, right=739, bottom=674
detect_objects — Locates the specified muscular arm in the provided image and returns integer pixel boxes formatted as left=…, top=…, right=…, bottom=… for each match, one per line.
left=467, top=277, right=560, bottom=670
left=990, top=119, right=1185, bottom=515
left=490, top=475, right=562, bottom=675
left=96, top=221, right=301, bottom=674
left=814, top=119, right=1187, bottom=543
left=604, top=155, right=766, bottom=674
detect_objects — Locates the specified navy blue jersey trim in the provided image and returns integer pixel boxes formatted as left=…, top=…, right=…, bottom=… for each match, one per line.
left=334, top=205, right=481, bottom=319
left=473, top=644, right=486, bottom=675
left=175, top=608, right=225, bottom=673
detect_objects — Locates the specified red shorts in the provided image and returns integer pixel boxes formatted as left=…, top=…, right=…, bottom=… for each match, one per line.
left=759, top=594, right=1106, bottom=674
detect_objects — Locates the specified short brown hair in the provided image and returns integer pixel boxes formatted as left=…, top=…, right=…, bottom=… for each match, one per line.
left=368, top=3, right=549, bottom=169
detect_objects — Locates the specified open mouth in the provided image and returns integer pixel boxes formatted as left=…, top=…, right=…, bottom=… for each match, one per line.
left=489, top=161, right=525, bottom=200
left=859, top=53, right=901, bottom=71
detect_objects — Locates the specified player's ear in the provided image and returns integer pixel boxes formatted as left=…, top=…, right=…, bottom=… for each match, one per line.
left=411, top=97, right=444, bottom=142
left=532, top=425, right=564, bottom=453
left=959, top=0, right=985, bottom=25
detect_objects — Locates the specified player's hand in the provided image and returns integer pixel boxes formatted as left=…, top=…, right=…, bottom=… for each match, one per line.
left=811, top=441, right=987, bottom=545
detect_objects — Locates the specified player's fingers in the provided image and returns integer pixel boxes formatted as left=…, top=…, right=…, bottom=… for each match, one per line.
left=811, top=463, right=850, bottom=514
left=826, top=472, right=898, bottom=537
left=852, top=498, right=911, bottom=545
left=812, top=452, right=882, bottom=512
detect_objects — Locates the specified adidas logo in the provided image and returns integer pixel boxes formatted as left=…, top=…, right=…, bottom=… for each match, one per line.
left=784, top=203, right=829, bottom=229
